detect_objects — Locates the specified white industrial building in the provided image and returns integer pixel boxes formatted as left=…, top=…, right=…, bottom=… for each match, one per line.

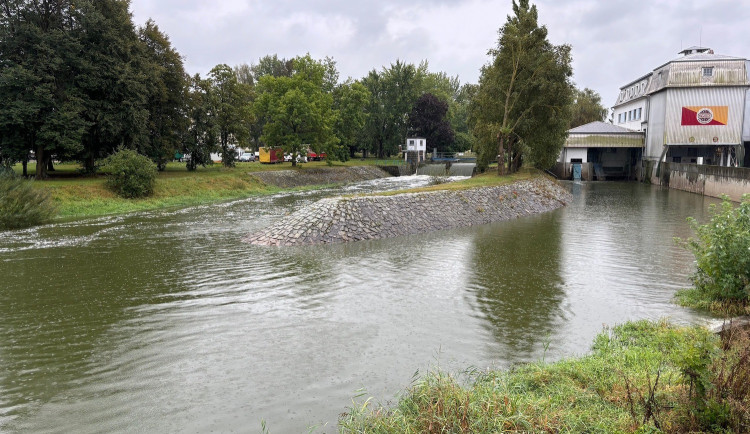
left=558, top=46, right=750, bottom=181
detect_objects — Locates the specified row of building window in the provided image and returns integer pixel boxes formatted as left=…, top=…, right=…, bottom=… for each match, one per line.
left=617, top=107, right=642, bottom=124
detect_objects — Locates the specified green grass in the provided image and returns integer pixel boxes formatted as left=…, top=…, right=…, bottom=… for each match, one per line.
left=340, top=320, right=750, bottom=433
left=16, top=161, right=378, bottom=219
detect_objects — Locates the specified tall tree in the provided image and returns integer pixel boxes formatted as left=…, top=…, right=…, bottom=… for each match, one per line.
left=470, top=0, right=573, bottom=174
left=407, top=93, right=455, bottom=153
left=332, top=80, right=370, bottom=159
left=250, top=54, right=294, bottom=81
left=207, top=64, right=253, bottom=167
left=138, top=19, right=187, bottom=171
left=360, top=60, right=426, bottom=158
left=183, top=74, right=217, bottom=171
left=570, top=87, right=608, bottom=128
left=77, top=0, right=150, bottom=173
left=0, top=0, right=87, bottom=178
left=254, top=55, right=337, bottom=167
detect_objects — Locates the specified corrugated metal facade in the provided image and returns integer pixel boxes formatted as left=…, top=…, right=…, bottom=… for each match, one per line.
left=645, top=92, right=667, bottom=159
left=664, top=87, right=746, bottom=145
left=565, top=134, right=644, bottom=148
left=648, top=60, right=748, bottom=93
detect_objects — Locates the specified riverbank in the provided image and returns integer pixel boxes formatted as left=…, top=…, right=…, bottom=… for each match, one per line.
left=246, top=176, right=570, bottom=246
left=341, top=319, right=750, bottom=433
left=21, top=162, right=390, bottom=219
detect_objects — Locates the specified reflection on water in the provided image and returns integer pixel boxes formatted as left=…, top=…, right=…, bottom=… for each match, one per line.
left=467, top=213, right=565, bottom=363
left=0, top=180, right=718, bottom=432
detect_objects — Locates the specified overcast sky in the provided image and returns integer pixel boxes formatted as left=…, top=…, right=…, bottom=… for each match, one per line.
left=129, top=0, right=750, bottom=106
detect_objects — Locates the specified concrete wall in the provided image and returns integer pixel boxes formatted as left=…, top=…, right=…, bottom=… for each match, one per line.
left=552, top=162, right=593, bottom=180
left=657, top=162, right=750, bottom=201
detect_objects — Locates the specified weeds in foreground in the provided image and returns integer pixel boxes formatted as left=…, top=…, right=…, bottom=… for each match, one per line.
left=0, top=173, right=58, bottom=229
left=340, top=320, right=750, bottom=433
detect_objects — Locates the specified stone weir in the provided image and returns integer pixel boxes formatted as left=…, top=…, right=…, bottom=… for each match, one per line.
left=251, top=166, right=390, bottom=188
left=246, top=177, right=571, bottom=247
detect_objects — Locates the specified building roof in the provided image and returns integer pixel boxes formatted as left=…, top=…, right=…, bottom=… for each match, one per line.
left=568, top=121, right=641, bottom=135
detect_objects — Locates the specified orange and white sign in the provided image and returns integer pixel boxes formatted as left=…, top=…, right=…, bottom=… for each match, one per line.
left=681, top=106, right=728, bottom=126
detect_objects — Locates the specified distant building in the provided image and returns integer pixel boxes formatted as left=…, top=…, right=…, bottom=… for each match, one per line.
left=404, top=137, right=427, bottom=163
left=557, top=121, right=644, bottom=181
left=558, top=46, right=750, bottom=180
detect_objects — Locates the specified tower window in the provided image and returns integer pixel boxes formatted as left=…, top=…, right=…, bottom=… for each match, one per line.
left=702, top=67, right=714, bottom=77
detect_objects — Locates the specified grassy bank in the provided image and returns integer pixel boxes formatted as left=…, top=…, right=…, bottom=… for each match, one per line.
left=341, top=320, right=750, bottom=433
left=15, top=160, right=532, bottom=220
left=15, top=161, right=380, bottom=219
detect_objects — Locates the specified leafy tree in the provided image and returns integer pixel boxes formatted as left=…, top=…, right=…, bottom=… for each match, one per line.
left=77, top=0, right=151, bottom=173
left=407, top=93, right=455, bottom=153
left=183, top=74, right=217, bottom=171
left=360, top=60, right=426, bottom=158
left=233, top=63, right=254, bottom=86
left=250, top=54, right=294, bottom=81
left=207, top=64, right=253, bottom=167
left=332, top=80, right=370, bottom=159
left=254, top=55, right=337, bottom=166
left=138, top=19, right=187, bottom=171
left=570, top=87, right=608, bottom=128
left=0, top=0, right=87, bottom=178
left=470, top=0, right=574, bottom=173
left=451, top=84, right=478, bottom=153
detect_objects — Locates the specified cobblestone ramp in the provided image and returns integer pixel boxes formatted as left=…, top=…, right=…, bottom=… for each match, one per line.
left=245, top=178, right=571, bottom=246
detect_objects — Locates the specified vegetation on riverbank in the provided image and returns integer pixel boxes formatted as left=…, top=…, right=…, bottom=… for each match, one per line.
left=340, top=320, right=750, bottom=433
left=15, top=161, right=372, bottom=219
left=675, top=194, right=750, bottom=317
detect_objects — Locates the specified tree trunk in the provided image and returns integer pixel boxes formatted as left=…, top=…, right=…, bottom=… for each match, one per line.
left=497, top=136, right=506, bottom=176
left=22, top=159, right=28, bottom=177
left=47, top=157, right=55, bottom=172
left=35, top=144, right=47, bottom=179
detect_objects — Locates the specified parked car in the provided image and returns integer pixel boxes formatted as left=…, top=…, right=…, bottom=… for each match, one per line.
left=238, top=153, right=255, bottom=162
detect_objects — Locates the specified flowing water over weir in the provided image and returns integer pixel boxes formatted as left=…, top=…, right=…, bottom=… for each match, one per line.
left=0, top=179, right=720, bottom=433
left=416, top=162, right=476, bottom=176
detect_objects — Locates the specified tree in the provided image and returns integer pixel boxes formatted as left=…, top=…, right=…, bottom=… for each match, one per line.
left=570, top=87, right=608, bottom=128
left=407, top=93, right=455, bottom=153
left=470, top=0, right=573, bottom=174
left=77, top=0, right=151, bottom=173
left=360, top=60, right=426, bottom=158
left=138, top=19, right=187, bottom=171
left=183, top=74, right=217, bottom=171
left=207, top=64, right=253, bottom=167
left=250, top=54, right=294, bottom=81
left=0, top=0, right=87, bottom=178
left=332, top=80, right=370, bottom=159
left=254, top=55, right=337, bottom=167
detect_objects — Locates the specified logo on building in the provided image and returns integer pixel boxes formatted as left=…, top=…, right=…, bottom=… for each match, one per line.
left=681, top=106, right=728, bottom=126
left=696, top=108, right=714, bottom=124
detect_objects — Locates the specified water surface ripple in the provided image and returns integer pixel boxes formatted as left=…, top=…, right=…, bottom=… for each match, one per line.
left=0, top=180, right=717, bottom=432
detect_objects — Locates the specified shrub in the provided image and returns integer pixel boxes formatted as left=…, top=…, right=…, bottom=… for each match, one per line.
left=0, top=173, right=58, bottom=229
left=679, top=195, right=750, bottom=307
left=103, top=149, right=158, bottom=198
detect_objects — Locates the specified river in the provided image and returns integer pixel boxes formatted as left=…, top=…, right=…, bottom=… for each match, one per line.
left=0, top=179, right=718, bottom=433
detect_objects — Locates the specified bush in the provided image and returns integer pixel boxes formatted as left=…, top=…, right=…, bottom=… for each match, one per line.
left=0, top=173, right=58, bottom=229
left=679, top=195, right=750, bottom=307
left=103, top=149, right=158, bottom=198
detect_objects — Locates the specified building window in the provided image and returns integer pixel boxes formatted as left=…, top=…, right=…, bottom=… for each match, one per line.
left=628, top=111, right=632, bottom=121
left=637, top=108, right=642, bottom=120
left=702, top=67, right=714, bottom=77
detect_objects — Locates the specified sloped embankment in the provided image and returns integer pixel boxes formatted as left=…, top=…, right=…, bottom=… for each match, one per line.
left=246, top=177, right=571, bottom=246
left=250, top=166, right=390, bottom=188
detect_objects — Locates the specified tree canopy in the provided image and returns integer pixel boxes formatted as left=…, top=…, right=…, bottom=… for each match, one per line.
left=570, top=87, right=608, bottom=128
left=407, top=93, right=455, bottom=153
left=470, top=0, right=574, bottom=173
left=254, top=55, right=337, bottom=166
